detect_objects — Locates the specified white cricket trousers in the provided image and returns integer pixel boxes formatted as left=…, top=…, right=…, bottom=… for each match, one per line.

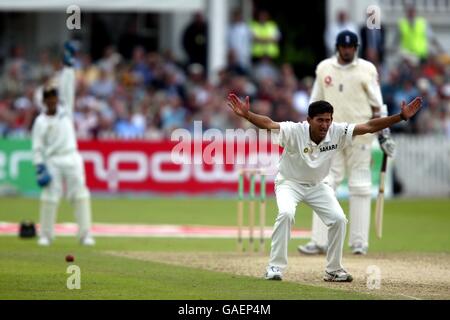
left=39, top=152, right=92, bottom=240
left=269, top=179, right=348, bottom=273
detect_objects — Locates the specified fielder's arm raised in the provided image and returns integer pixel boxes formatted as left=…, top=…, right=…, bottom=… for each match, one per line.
left=58, top=67, right=76, bottom=119
left=353, top=97, right=422, bottom=136
left=227, top=93, right=280, bottom=130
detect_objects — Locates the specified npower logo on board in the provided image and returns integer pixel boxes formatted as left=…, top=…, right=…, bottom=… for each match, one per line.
left=81, top=149, right=278, bottom=190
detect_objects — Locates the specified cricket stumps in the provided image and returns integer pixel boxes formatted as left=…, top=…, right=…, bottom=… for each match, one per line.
left=237, top=168, right=267, bottom=254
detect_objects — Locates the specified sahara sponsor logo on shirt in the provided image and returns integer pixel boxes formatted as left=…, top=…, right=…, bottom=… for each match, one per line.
left=320, top=144, right=338, bottom=153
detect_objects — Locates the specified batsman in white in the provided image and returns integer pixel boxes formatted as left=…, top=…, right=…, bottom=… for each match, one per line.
left=298, top=30, right=395, bottom=256
left=31, top=42, right=95, bottom=246
left=227, top=93, right=421, bottom=282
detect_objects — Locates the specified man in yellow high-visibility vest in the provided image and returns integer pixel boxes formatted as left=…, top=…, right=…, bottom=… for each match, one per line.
left=394, top=5, right=444, bottom=60
left=250, top=10, right=281, bottom=61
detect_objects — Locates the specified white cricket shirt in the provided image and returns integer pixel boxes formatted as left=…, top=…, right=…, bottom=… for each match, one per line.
left=31, top=105, right=78, bottom=165
left=276, top=121, right=355, bottom=184
left=31, top=67, right=78, bottom=165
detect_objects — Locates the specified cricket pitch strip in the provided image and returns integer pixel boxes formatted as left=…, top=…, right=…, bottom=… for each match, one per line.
left=106, top=251, right=450, bottom=300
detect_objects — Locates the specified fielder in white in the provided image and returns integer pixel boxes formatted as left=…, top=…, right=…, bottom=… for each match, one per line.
left=298, top=30, right=395, bottom=256
left=227, top=93, right=421, bottom=282
left=32, top=43, right=94, bottom=246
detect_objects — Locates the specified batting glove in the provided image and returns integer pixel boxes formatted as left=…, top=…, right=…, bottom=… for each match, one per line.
left=378, top=128, right=395, bottom=157
left=36, top=164, right=52, bottom=187
left=63, top=40, right=78, bottom=67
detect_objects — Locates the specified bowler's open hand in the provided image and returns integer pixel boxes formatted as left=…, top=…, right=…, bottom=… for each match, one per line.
left=401, top=97, right=422, bottom=120
left=228, top=93, right=250, bottom=119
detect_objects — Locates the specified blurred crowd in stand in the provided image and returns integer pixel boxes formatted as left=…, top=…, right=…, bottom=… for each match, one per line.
left=0, top=6, right=449, bottom=139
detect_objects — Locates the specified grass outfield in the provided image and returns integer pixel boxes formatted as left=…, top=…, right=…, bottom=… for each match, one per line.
left=0, top=197, right=449, bottom=300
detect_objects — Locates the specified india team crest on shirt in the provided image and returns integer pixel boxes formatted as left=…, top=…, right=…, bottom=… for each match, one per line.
left=324, top=75, right=333, bottom=87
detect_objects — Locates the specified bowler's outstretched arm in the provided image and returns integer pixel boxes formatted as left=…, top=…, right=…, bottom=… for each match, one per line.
left=353, top=97, right=422, bottom=136
left=227, top=93, right=280, bottom=130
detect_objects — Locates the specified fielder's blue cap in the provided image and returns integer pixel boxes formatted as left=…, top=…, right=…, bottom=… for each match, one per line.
left=336, top=30, right=359, bottom=47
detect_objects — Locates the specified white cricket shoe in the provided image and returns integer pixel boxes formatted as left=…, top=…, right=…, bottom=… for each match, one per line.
left=38, top=237, right=51, bottom=246
left=323, top=269, right=353, bottom=282
left=80, top=236, right=95, bottom=246
left=351, top=243, right=368, bottom=255
left=297, top=241, right=327, bottom=255
left=264, top=266, right=282, bottom=281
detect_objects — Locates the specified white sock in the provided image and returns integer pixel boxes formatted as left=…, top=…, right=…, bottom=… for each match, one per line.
left=39, top=201, right=58, bottom=240
left=349, top=195, right=371, bottom=248
left=74, top=198, right=93, bottom=240
left=311, top=211, right=328, bottom=247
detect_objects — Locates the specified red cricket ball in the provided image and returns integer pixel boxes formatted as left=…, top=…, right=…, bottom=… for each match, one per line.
left=65, top=254, right=74, bottom=262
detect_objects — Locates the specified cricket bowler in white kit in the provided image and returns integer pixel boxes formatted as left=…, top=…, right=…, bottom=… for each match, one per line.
left=227, top=93, right=421, bottom=281
left=298, top=30, right=395, bottom=256
left=32, top=42, right=95, bottom=246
